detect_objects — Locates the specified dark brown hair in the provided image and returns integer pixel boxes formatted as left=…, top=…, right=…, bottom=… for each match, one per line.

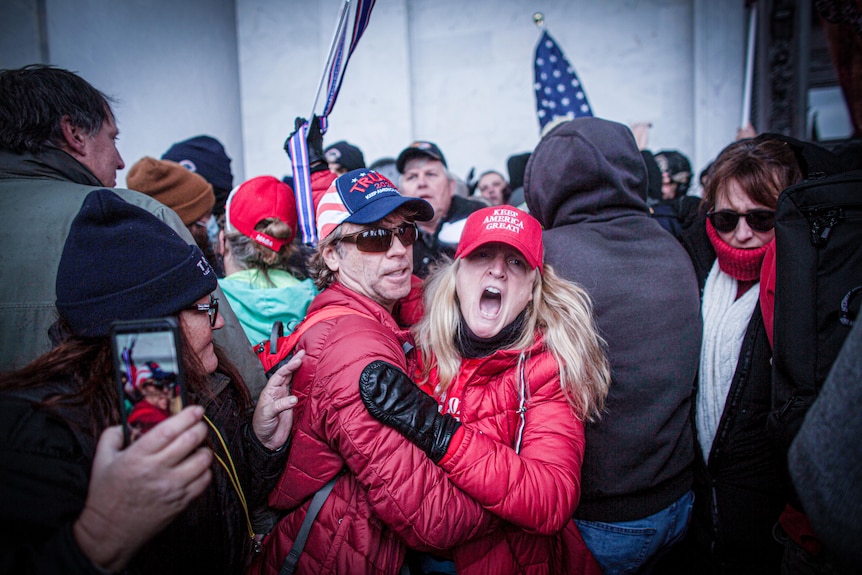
left=702, top=137, right=803, bottom=211
left=0, top=64, right=115, bottom=154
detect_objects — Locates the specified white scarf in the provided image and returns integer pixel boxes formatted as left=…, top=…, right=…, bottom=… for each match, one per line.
left=697, top=260, right=759, bottom=461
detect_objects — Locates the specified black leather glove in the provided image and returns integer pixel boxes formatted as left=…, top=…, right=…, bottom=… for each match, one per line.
left=284, top=116, right=327, bottom=173
left=359, top=360, right=461, bottom=463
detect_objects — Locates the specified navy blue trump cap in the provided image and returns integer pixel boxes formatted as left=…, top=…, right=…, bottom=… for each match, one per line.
left=315, top=169, right=433, bottom=240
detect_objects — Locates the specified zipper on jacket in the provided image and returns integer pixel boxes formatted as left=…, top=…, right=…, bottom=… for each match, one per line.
left=807, top=207, right=843, bottom=247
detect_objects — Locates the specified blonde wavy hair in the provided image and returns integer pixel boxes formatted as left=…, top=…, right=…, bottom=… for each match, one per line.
left=414, top=259, right=610, bottom=422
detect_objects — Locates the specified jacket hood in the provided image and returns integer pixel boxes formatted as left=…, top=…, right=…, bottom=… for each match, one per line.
left=750, top=132, right=858, bottom=177
left=524, top=117, right=650, bottom=229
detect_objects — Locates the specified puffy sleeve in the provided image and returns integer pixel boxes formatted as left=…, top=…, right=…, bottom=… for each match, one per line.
left=440, top=355, right=584, bottom=535
left=307, top=317, right=496, bottom=550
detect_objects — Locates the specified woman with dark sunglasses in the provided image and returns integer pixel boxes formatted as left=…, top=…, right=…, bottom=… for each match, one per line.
left=668, top=136, right=803, bottom=575
left=0, top=190, right=304, bottom=575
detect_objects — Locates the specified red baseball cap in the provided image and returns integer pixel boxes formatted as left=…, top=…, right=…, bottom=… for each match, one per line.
left=225, top=176, right=298, bottom=251
left=455, top=206, right=544, bottom=273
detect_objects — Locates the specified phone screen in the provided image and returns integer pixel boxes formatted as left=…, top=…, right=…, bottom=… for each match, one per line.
left=111, top=318, right=186, bottom=445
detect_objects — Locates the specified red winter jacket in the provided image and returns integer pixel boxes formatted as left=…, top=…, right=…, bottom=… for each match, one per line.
left=420, top=337, right=602, bottom=575
left=249, top=284, right=494, bottom=575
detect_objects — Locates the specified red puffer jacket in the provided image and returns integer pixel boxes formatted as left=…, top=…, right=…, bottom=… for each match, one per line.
left=249, top=284, right=494, bottom=575
left=421, top=337, right=602, bottom=575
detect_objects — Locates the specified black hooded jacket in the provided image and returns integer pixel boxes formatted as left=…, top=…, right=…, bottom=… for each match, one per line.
left=525, top=117, right=703, bottom=521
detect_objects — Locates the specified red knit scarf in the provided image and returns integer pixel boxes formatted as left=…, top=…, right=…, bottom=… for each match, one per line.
left=706, top=218, right=772, bottom=282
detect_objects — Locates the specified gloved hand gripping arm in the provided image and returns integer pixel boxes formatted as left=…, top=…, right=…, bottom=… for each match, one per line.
left=359, top=360, right=461, bottom=463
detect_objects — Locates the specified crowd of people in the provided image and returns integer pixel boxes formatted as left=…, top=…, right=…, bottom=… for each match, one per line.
left=1, top=62, right=860, bottom=575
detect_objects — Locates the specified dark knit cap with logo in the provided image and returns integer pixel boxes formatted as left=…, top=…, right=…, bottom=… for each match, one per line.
left=56, top=189, right=218, bottom=337
left=161, top=135, right=234, bottom=192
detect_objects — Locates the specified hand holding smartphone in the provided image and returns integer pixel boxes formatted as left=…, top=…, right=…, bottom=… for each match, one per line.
left=111, top=318, right=187, bottom=446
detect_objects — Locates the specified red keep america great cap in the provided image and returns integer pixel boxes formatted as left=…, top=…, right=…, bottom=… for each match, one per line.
left=455, top=206, right=544, bottom=273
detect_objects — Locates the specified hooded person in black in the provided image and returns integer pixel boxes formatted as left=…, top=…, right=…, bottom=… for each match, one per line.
left=524, top=117, right=703, bottom=575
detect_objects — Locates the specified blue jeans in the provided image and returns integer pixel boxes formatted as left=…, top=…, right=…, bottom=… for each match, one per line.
left=575, top=490, right=694, bottom=575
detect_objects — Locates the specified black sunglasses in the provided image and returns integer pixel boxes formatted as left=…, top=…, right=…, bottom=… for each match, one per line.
left=707, top=209, right=776, bottom=233
left=339, top=223, right=419, bottom=253
left=187, top=294, right=219, bottom=327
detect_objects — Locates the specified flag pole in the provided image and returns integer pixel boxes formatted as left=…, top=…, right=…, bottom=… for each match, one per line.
left=741, top=2, right=757, bottom=129
left=309, top=0, right=352, bottom=119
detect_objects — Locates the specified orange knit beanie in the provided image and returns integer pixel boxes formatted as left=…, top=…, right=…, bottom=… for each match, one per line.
left=126, top=157, right=215, bottom=226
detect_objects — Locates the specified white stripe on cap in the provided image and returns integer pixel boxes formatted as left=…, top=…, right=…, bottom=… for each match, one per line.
left=316, top=189, right=350, bottom=239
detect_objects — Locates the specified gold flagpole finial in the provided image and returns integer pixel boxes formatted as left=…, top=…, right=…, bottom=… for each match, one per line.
left=533, top=12, right=545, bottom=29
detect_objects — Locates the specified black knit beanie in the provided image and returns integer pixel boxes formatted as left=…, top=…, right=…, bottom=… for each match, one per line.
left=56, top=189, right=218, bottom=338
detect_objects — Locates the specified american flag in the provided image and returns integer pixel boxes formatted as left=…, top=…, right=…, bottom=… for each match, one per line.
left=534, top=30, right=593, bottom=133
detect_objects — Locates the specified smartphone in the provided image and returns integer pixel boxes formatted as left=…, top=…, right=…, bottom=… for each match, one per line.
left=110, top=318, right=187, bottom=446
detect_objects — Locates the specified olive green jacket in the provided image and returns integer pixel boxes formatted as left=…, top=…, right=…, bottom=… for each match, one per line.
left=0, top=148, right=266, bottom=398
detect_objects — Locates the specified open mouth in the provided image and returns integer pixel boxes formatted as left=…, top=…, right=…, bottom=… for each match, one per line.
left=479, top=286, right=502, bottom=318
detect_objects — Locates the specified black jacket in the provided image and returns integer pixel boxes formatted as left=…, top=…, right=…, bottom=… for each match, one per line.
left=0, top=373, right=288, bottom=575
left=524, top=117, right=703, bottom=522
